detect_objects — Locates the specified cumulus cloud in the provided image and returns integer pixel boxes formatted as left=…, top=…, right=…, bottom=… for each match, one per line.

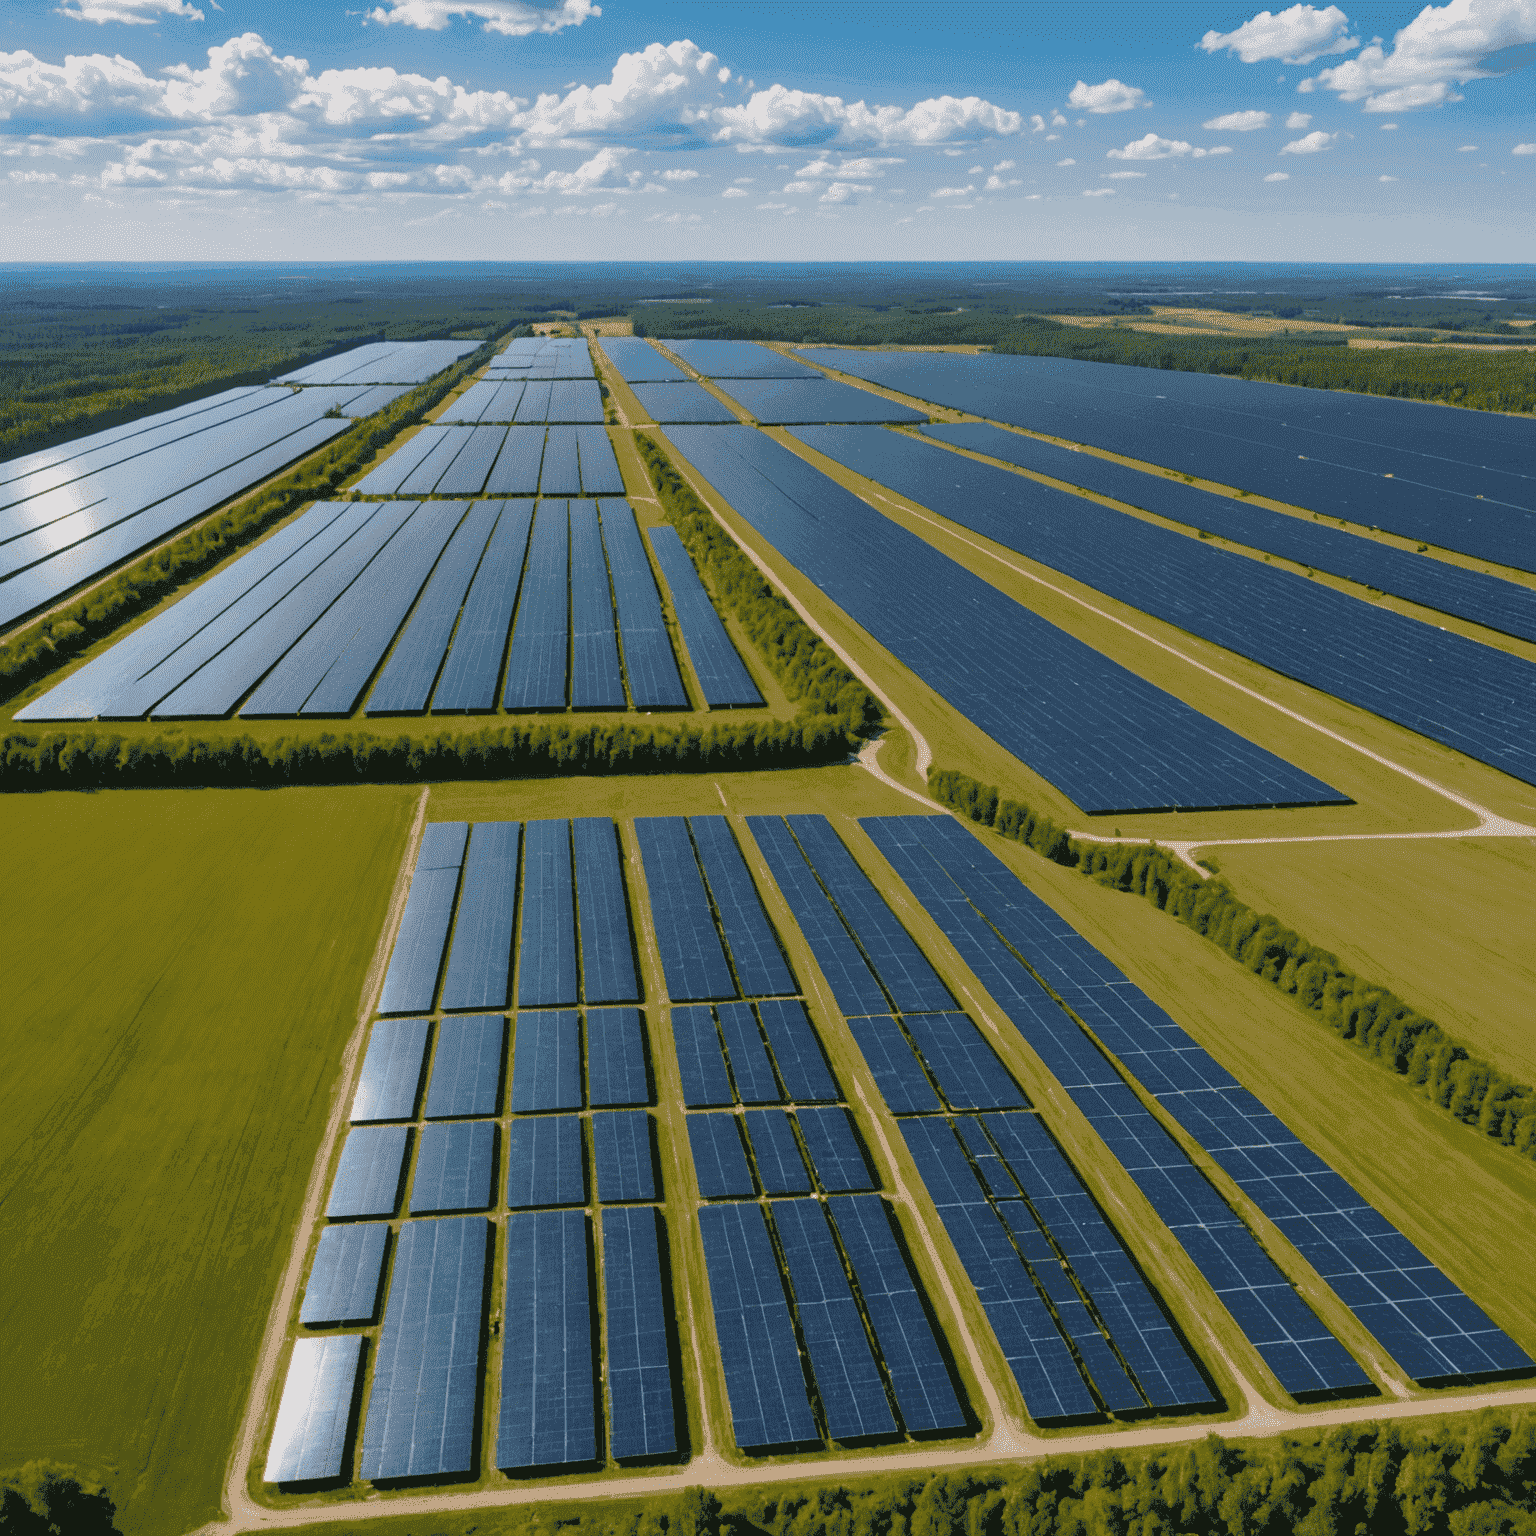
left=660, top=166, right=698, bottom=180
left=819, top=179, right=870, bottom=201
left=645, top=210, right=700, bottom=222
left=1380, top=120, right=1399, bottom=127
left=993, top=157, right=1015, bottom=169
left=365, top=0, right=598, bottom=34
left=1082, top=186, right=1115, bottom=195
left=983, top=172, right=1020, bottom=189
left=1203, top=109, right=1271, bottom=128
left=1264, top=169, right=1291, bottom=178
left=934, top=183, right=974, bottom=195
left=1107, top=133, right=1231, bottom=159
left=1380, top=172, right=1398, bottom=178
left=1030, top=113, right=1046, bottom=131
left=1299, top=0, right=1536, bottom=113
left=1103, top=169, right=1146, bottom=177
left=1056, top=157, right=1075, bottom=165
left=1286, top=110, right=1313, bottom=127
left=713, top=84, right=1020, bottom=147
left=781, top=179, right=815, bottom=193
left=1067, top=78, right=1149, bottom=113
left=1515, top=140, right=1536, bottom=151
left=57, top=0, right=204, bottom=22
left=1280, top=128, right=1338, bottom=151
left=721, top=185, right=746, bottom=195
left=1200, top=4, right=1358, bottom=64
left=732, top=174, right=753, bottom=182
left=1457, top=141, right=1479, bottom=149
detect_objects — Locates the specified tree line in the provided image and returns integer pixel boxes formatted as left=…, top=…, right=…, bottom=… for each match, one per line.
left=926, top=767, right=1536, bottom=1162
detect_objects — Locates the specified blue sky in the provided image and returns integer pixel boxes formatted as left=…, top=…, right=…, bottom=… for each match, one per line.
left=2, top=0, right=1532, bottom=261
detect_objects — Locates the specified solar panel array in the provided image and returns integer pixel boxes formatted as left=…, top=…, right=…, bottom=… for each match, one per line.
left=441, top=379, right=603, bottom=425
left=486, top=337, right=596, bottom=380
left=793, top=426, right=1536, bottom=791
left=663, top=341, right=824, bottom=379
left=644, top=525, right=763, bottom=706
left=265, top=1335, right=363, bottom=1483
left=0, top=384, right=352, bottom=630
left=663, top=425, right=1344, bottom=814
left=353, top=425, right=620, bottom=497
left=276, top=340, right=480, bottom=386
left=285, top=382, right=417, bottom=419
left=922, top=421, right=1536, bottom=646
left=795, top=349, right=1536, bottom=572
left=630, top=383, right=741, bottom=424
left=711, top=378, right=928, bottom=425
left=863, top=813, right=1532, bottom=1389
left=597, top=337, right=691, bottom=383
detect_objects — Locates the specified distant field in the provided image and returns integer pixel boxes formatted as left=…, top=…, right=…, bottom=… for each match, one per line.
left=0, top=784, right=416, bottom=1536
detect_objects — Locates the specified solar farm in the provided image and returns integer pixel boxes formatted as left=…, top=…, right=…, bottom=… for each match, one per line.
left=8, top=318, right=1536, bottom=1529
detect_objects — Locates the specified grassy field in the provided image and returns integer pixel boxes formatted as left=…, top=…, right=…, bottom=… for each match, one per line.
left=0, top=784, right=417, bottom=1536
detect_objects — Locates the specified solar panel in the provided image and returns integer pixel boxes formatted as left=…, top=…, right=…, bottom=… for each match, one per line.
left=440, top=380, right=501, bottom=425
left=902, top=1012, right=1028, bottom=1112
left=359, top=1216, right=488, bottom=1479
left=485, top=426, right=545, bottom=496
left=351, top=1017, right=429, bottom=1122
left=634, top=817, right=737, bottom=1000
left=586, top=1008, right=650, bottom=1106
left=401, top=427, right=475, bottom=496
left=599, top=502, right=690, bottom=709
left=510, top=1010, right=583, bottom=1112
left=409, top=1121, right=497, bottom=1213
left=568, top=502, right=627, bottom=709
left=756, top=999, right=838, bottom=1101
left=743, top=1109, right=812, bottom=1195
left=548, top=381, right=604, bottom=424
left=572, top=818, right=640, bottom=1005
left=684, top=819, right=792, bottom=997
left=355, top=428, right=447, bottom=496
left=846, top=1017, right=943, bottom=1114
left=515, top=381, right=554, bottom=424
left=497, top=1210, right=598, bottom=1469
left=576, top=426, right=626, bottom=495
left=664, top=341, right=822, bottom=378
left=669, top=1006, right=734, bottom=1107
left=713, top=378, right=925, bottom=424
left=602, top=1206, right=679, bottom=1459
left=439, top=822, right=520, bottom=1013
left=687, top=1112, right=756, bottom=1197
left=423, top=1014, right=506, bottom=1118
left=327, top=1125, right=409, bottom=1219
left=300, top=1223, right=389, bottom=1326
left=517, top=819, right=578, bottom=1008
left=647, top=528, right=764, bottom=707
left=503, top=502, right=569, bottom=711
left=598, top=338, right=689, bottom=384
left=697, top=1202, right=819, bottom=1448
left=506, top=1114, right=585, bottom=1208
left=827, top=1194, right=967, bottom=1432
left=433, top=425, right=507, bottom=496
left=796, top=1106, right=875, bottom=1192
left=592, top=1110, right=657, bottom=1202
left=630, top=383, right=740, bottom=423
left=717, top=1001, right=782, bottom=1103
left=264, top=1335, right=363, bottom=1483
left=431, top=500, right=534, bottom=711
left=540, top=427, right=582, bottom=496
left=770, top=1199, right=896, bottom=1439
left=377, top=823, right=467, bottom=1014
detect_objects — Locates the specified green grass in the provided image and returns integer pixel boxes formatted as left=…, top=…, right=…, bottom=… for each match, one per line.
left=0, top=784, right=417, bottom=1536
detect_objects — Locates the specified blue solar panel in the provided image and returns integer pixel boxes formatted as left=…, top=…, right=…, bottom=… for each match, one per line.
left=827, top=1194, right=966, bottom=1433
left=485, top=426, right=545, bottom=496
left=714, top=378, right=926, bottom=424
left=497, top=1209, right=597, bottom=1469
left=327, top=1125, right=408, bottom=1219
left=355, top=429, right=447, bottom=496
left=423, top=1014, right=505, bottom=1119
left=503, top=503, right=569, bottom=710
left=510, top=1011, right=583, bottom=1111
left=430, top=500, right=534, bottom=711
left=351, top=1017, right=429, bottom=1122
left=518, top=820, right=578, bottom=1008
left=401, top=426, right=475, bottom=495
left=902, top=1012, right=1028, bottom=1112
left=670, top=1006, right=734, bottom=1107
left=598, top=501, right=690, bottom=708
left=796, top=1106, right=875, bottom=1192
left=506, top=1114, right=585, bottom=1207
left=569, top=502, right=627, bottom=709
left=771, top=1199, right=896, bottom=1439
left=668, top=428, right=1344, bottom=814
left=801, top=349, right=1536, bottom=572
left=632, top=383, right=739, bottom=423
left=687, top=1112, right=756, bottom=1197
left=665, top=341, right=822, bottom=378
left=549, top=381, right=603, bottom=424
left=697, top=1202, right=819, bottom=1448
left=592, top=1110, right=657, bottom=1202
left=634, top=817, right=737, bottom=1000
left=598, top=338, right=689, bottom=383
left=647, top=528, right=763, bottom=707
left=687, top=818, right=793, bottom=996
left=301, top=1223, right=389, bottom=1326
left=435, top=425, right=507, bottom=496
left=799, top=424, right=1536, bottom=793
left=586, top=1008, right=650, bottom=1106
left=717, top=1001, right=782, bottom=1103
left=743, top=1109, right=812, bottom=1194
left=440, top=380, right=501, bottom=424
left=746, top=816, right=889, bottom=1015
left=573, top=818, right=639, bottom=1004
left=576, top=426, right=626, bottom=495
left=846, top=1017, right=943, bottom=1114
left=264, top=1335, right=363, bottom=1483
left=540, top=427, right=582, bottom=496
left=756, top=999, right=838, bottom=1101
left=360, top=1215, right=488, bottom=1479
left=439, top=821, right=519, bottom=1012
left=515, top=382, right=553, bottom=424
left=602, top=1206, right=678, bottom=1459
left=410, top=1120, right=497, bottom=1213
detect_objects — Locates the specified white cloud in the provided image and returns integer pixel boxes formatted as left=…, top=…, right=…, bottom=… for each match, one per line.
left=1203, top=109, right=1272, bottom=129
left=1299, top=0, right=1536, bottom=113
left=1457, top=142, right=1479, bottom=149
left=1025, top=191, right=1041, bottom=199
left=993, top=157, right=1015, bottom=169
left=1107, top=133, right=1231, bottom=159
left=1030, top=113, right=1046, bottom=131
left=983, top=172, right=1021, bottom=189
left=1103, top=169, right=1146, bottom=177
left=713, top=84, right=1020, bottom=147
left=819, top=178, right=870, bottom=202
left=732, top=175, right=753, bottom=183
left=645, top=210, right=701, bottom=222
left=1199, top=4, right=1358, bottom=64
left=1380, top=120, right=1399, bottom=127
left=942, top=147, right=962, bottom=155
left=721, top=185, right=746, bottom=196
left=1264, top=169, right=1291, bottom=179
left=1082, top=186, right=1115, bottom=195
left=1056, top=157, right=1075, bottom=165
left=1045, top=132, right=1060, bottom=140
left=1515, top=141, right=1536, bottom=152
left=1280, top=128, right=1338, bottom=152
left=933, top=183, right=974, bottom=195
left=755, top=200, right=787, bottom=208
left=366, top=0, right=598, bottom=34
left=56, top=0, right=204, bottom=22
left=1053, top=111, right=1068, bottom=125
left=967, top=163, right=982, bottom=172
left=1379, top=172, right=1398, bottom=179
left=1067, top=78, right=1148, bottom=113
left=781, top=179, right=815, bottom=193
left=1286, top=110, right=1312, bottom=127
left=660, top=166, right=698, bottom=181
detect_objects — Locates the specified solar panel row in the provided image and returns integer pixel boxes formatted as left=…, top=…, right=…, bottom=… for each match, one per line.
left=663, top=426, right=1343, bottom=814
left=664, top=341, right=823, bottom=379
left=265, top=1335, right=363, bottom=1483
left=379, top=822, right=468, bottom=1014
left=712, top=378, right=928, bottom=425
left=441, top=379, right=603, bottom=425
left=668, top=997, right=838, bottom=1112
left=601, top=1205, right=678, bottom=1458
left=277, top=340, right=479, bottom=386
left=631, top=383, right=742, bottom=424
left=488, top=337, right=595, bottom=381
left=440, top=824, right=521, bottom=1012
left=597, top=337, right=690, bottom=383
left=644, top=526, right=764, bottom=706
left=506, top=1114, right=586, bottom=1207
left=794, top=426, right=1536, bottom=791
left=355, top=426, right=617, bottom=498
left=599, top=501, right=691, bottom=708
left=795, top=349, right=1536, bottom=573
left=302, top=1224, right=390, bottom=1326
